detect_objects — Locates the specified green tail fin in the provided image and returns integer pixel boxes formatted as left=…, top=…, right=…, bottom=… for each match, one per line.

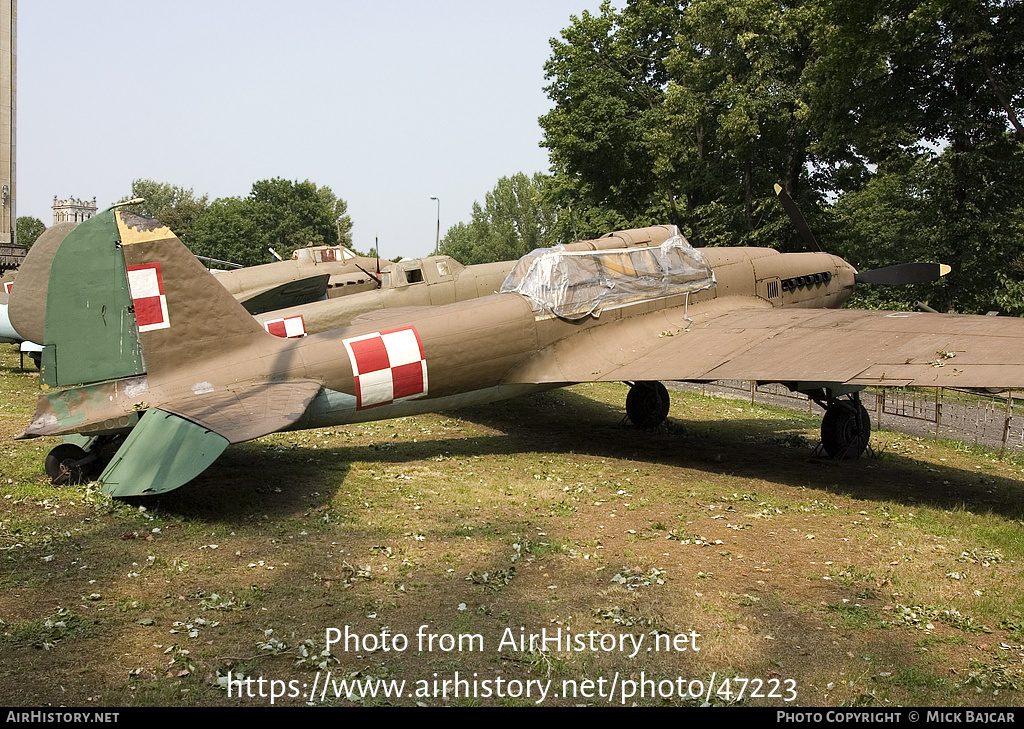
left=34, top=213, right=145, bottom=387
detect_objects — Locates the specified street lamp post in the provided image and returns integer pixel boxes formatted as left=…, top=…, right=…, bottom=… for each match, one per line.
left=430, top=196, right=440, bottom=255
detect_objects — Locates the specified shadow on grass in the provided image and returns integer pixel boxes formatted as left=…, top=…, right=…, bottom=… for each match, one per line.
left=130, top=387, right=1024, bottom=524
left=118, top=443, right=351, bottom=522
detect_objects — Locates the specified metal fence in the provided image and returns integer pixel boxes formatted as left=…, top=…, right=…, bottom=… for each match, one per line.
left=690, top=380, right=1024, bottom=455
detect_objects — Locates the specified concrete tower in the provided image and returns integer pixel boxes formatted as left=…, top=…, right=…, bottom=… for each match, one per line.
left=0, top=1, right=13, bottom=246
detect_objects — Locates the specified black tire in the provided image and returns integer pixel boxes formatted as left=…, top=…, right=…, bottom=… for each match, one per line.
left=44, top=444, right=88, bottom=485
left=625, top=381, right=670, bottom=429
left=821, top=401, right=871, bottom=459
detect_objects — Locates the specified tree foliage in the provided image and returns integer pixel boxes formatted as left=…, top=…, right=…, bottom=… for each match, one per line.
left=123, top=180, right=209, bottom=245
left=819, top=0, right=1024, bottom=313
left=187, top=197, right=261, bottom=267
left=16, top=216, right=45, bottom=248
left=541, top=0, right=823, bottom=250
left=439, top=173, right=563, bottom=264
left=247, top=178, right=352, bottom=256
left=128, top=178, right=354, bottom=269
left=539, top=0, right=1024, bottom=313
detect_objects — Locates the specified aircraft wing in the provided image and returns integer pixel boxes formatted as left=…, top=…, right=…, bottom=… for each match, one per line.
left=504, top=303, right=1024, bottom=390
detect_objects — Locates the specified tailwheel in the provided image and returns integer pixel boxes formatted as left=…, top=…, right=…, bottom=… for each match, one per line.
left=44, top=444, right=90, bottom=485
left=820, top=395, right=871, bottom=459
left=625, top=381, right=670, bottom=429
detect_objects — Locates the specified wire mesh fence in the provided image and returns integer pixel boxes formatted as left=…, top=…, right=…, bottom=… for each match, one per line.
left=685, top=380, right=1024, bottom=456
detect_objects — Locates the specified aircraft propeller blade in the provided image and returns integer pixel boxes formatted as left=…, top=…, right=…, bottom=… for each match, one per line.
left=773, top=184, right=822, bottom=252
left=854, top=263, right=951, bottom=286
left=773, top=183, right=950, bottom=288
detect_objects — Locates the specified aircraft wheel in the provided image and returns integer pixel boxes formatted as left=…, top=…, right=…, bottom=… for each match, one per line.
left=44, top=444, right=89, bottom=486
left=626, top=381, right=670, bottom=429
left=821, top=400, right=870, bottom=459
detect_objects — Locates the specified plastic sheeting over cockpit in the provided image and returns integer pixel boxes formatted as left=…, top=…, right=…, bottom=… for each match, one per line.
left=500, top=229, right=715, bottom=320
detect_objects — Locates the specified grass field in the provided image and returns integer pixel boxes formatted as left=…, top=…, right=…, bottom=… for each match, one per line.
left=2, top=346, right=1024, bottom=706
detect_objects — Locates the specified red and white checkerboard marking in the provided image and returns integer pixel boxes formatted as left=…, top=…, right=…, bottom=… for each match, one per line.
left=264, top=314, right=307, bottom=338
left=126, top=263, right=170, bottom=332
left=343, top=326, right=428, bottom=410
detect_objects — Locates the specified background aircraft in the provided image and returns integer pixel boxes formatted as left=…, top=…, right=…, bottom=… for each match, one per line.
left=253, top=255, right=516, bottom=337
left=0, top=270, right=16, bottom=342
left=11, top=209, right=1024, bottom=497
left=3, top=218, right=507, bottom=355
left=210, top=245, right=379, bottom=314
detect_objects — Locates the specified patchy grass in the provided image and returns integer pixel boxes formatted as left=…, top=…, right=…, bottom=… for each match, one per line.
left=1, top=347, right=1024, bottom=706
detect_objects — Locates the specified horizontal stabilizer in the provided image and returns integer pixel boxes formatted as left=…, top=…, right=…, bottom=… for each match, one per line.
left=99, top=409, right=229, bottom=497
left=160, top=379, right=323, bottom=444
left=855, top=263, right=950, bottom=286
left=99, top=380, right=321, bottom=496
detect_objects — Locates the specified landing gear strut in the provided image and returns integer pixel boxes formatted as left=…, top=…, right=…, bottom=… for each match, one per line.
left=625, top=381, right=670, bottom=429
left=817, top=392, right=871, bottom=459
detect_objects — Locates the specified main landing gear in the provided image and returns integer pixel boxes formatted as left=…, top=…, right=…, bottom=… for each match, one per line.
left=622, top=381, right=872, bottom=458
left=806, top=389, right=871, bottom=459
left=625, top=381, right=670, bottom=429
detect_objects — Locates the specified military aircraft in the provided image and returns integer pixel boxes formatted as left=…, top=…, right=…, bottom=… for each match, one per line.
left=2, top=216, right=510, bottom=345
left=11, top=207, right=1024, bottom=497
left=210, top=244, right=381, bottom=314
left=252, top=255, right=516, bottom=336
left=0, top=224, right=76, bottom=345
left=0, top=272, right=16, bottom=343
left=213, top=240, right=515, bottom=319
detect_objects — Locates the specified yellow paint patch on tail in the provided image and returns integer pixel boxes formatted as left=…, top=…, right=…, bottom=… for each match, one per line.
left=115, top=212, right=175, bottom=246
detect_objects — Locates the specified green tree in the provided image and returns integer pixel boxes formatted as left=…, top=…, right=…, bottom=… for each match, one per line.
left=439, top=173, right=563, bottom=264
left=820, top=0, right=1024, bottom=312
left=541, top=0, right=1024, bottom=312
left=122, top=180, right=209, bottom=244
left=187, top=197, right=262, bottom=267
left=16, top=216, right=45, bottom=247
left=188, top=179, right=353, bottom=267
left=541, top=0, right=825, bottom=249
left=249, top=178, right=351, bottom=256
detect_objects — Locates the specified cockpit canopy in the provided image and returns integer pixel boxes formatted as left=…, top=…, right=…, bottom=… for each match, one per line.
left=292, top=246, right=357, bottom=264
left=500, top=227, right=715, bottom=319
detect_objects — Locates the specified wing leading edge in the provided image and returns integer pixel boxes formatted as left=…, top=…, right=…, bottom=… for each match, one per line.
left=504, top=303, right=1024, bottom=390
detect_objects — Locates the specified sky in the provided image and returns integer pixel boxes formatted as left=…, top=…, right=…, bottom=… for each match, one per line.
left=17, top=1, right=607, bottom=259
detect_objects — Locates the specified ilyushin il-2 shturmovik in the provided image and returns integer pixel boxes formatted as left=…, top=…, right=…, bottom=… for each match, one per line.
left=10, top=198, right=1024, bottom=497
left=2, top=221, right=513, bottom=332
left=247, top=253, right=516, bottom=337
left=209, top=243, right=509, bottom=318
